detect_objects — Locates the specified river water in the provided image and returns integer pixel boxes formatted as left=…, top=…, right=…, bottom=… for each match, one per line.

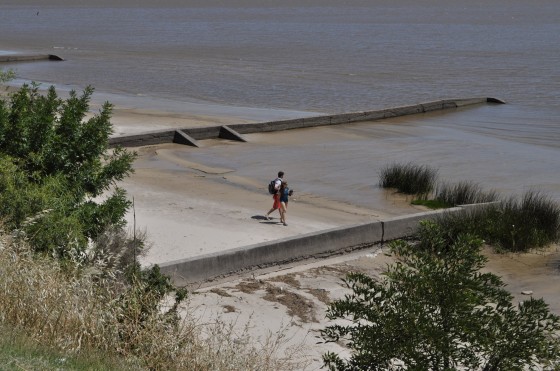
left=1, top=0, right=559, bottom=203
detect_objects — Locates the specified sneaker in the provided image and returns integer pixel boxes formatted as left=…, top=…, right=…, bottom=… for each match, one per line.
left=283, top=223, right=288, bottom=226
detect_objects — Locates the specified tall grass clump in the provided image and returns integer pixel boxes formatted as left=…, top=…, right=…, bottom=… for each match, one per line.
left=434, top=190, right=560, bottom=252
left=492, top=191, right=560, bottom=251
left=379, top=162, right=438, bottom=199
left=435, top=180, right=499, bottom=206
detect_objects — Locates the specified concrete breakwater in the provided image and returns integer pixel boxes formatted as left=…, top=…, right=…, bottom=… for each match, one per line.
left=0, top=54, right=64, bottom=62
left=160, top=205, right=491, bottom=285
left=109, top=97, right=505, bottom=148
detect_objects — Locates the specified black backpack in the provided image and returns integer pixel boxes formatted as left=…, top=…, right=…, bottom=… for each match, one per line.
left=268, top=178, right=279, bottom=194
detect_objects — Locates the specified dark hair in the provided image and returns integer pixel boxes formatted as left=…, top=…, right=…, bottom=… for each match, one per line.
left=278, top=171, right=284, bottom=178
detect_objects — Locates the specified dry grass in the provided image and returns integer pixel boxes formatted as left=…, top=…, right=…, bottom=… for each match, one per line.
left=263, top=285, right=317, bottom=323
left=269, top=273, right=302, bottom=289
left=0, top=233, right=306, bottom=370
left=210, top=288, right=233, bottom=297
left=234, top=280, right=266, bottom=294
left=222, top=305, right=236, bottom=313
left=305, top=288, right=331, bottom=305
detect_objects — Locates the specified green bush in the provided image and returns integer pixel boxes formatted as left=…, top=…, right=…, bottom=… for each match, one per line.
left=321, top=221, right=560, bottom=370
left=378, top=162, right=438, bottom=199
left=0, top=83, right=136, bottom=258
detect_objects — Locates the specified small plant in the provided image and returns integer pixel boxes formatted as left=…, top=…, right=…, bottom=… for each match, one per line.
left=435, top=180, right=499, bottom=206
left=0, top=68, right=15, bottom=84
left=378, top=162, right=438, bottom=199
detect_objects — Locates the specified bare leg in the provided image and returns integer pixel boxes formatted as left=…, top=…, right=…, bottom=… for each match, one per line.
left=265, top=207, right=280, bottom=220
left=265, top=194, right=280, bottom=220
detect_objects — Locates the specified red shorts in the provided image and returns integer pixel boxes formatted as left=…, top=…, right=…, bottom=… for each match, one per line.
left=272, top=193, right=281, bottom=209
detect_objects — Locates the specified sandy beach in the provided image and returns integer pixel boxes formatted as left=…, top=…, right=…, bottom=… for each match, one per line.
left=108, top=105, right=560, bottom=369
left=109, top=103, right=427, bottom=266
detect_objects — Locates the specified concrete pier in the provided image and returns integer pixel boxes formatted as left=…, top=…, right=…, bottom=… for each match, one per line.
left=0, top=54, right=64, bottom=62
left=160, top=207, right=469, bottom=285
left=109, top=97, right=505, bottom=148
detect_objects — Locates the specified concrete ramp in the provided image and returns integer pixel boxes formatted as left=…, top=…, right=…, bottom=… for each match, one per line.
left=219, top=125, right=247, bottom=142
left=173, top=130, right=199, bottom=147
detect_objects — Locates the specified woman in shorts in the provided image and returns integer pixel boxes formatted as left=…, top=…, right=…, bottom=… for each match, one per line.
left=279, top=181, right=293, bottom=226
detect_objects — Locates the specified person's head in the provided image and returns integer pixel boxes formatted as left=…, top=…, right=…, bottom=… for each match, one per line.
left=281, top=181, right=288, bottom=188
left=278, top=171, right=284, bottom=178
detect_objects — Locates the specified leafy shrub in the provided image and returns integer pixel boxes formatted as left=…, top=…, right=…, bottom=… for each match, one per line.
left=0, top=83, right=136, bottom=258
left=378, top=162, right=438, bottom=199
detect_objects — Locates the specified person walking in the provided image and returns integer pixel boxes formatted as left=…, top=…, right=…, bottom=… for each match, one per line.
left=265, top=171, right=284, bottom=220
left=279, top=181, right=293, bottom=226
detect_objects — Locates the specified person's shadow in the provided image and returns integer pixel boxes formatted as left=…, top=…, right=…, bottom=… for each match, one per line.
left=251, top=215, right=277, bottom=224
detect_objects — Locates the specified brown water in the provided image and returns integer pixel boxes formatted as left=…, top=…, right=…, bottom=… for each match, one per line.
left=1, top=0, right=559, bottom=203
left=180, top=105, right=560, bottom=210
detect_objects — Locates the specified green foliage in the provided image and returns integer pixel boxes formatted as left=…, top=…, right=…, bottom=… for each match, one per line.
left=378, top=162, right=438, bottom=199
left=0, top=83, right=135, bottom=195
left=0, top=83, right=136, bottom=257
left=0, top=68, right=15, bottom=84
left=0, top=325, right=141, bottom=371
left=321, top=221, right=560, bottom=370
left=435, top=191, right=560, bottom=252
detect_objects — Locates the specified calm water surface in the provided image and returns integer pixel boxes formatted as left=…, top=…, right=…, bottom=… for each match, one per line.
left=1, top=0, right=559, bottom=202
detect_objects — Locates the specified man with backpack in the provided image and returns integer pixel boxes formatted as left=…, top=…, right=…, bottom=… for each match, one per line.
left=264, top=171, right=284, bottom=220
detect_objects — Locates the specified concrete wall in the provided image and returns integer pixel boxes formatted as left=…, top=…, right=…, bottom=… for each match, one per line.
left=109, top=97, right=505, bottom=148
left=159, top=206, right=469, bottom=285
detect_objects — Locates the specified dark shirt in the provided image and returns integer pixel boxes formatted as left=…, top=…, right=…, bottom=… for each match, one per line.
left=280, top=187, right=290, bottom=203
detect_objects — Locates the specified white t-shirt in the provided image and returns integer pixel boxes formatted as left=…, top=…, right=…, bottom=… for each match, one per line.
left=274, top=178, right=282, bottom=191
